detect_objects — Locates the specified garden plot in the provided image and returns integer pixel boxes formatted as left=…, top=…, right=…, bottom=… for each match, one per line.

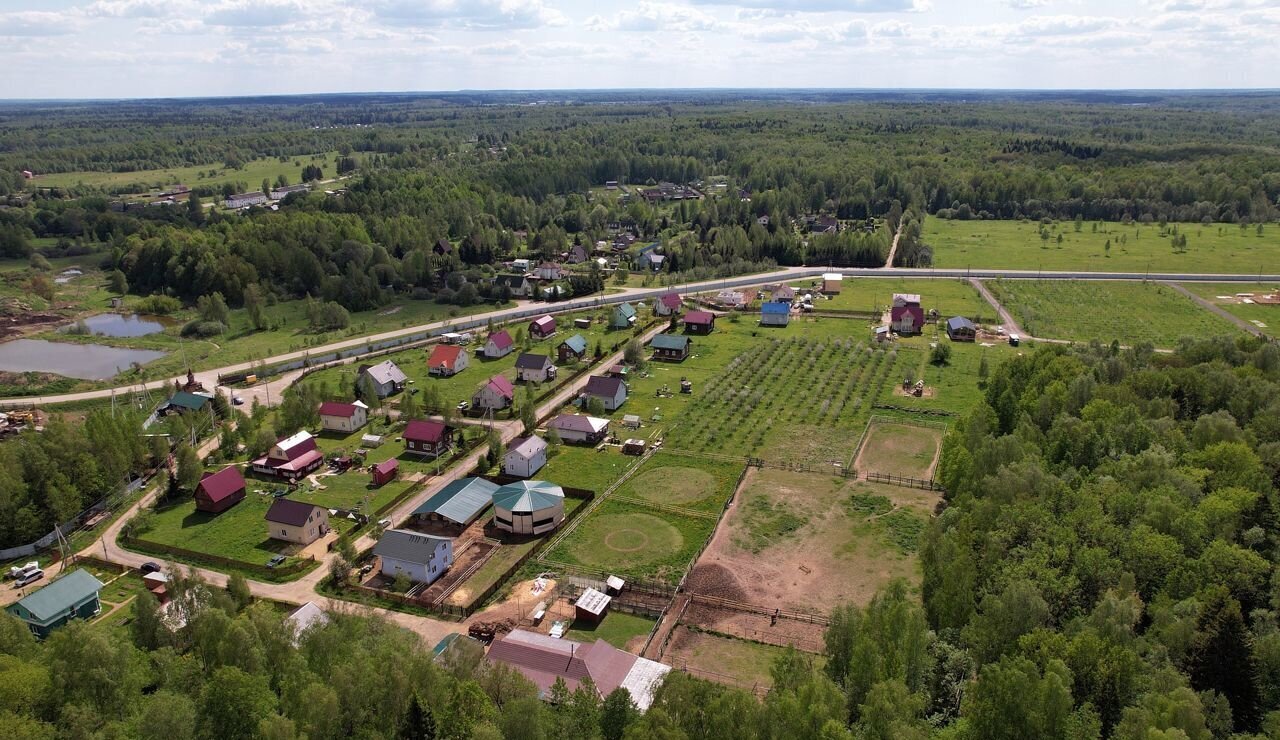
left=852, top=420, right=943, bottom=480
left=987, top=279, right=1242, bottom=347
left=664, top=337, right=908, bottom=465
left=795, top=277, right=992, bottom=321
left=686, top=470, right=936, bottom=621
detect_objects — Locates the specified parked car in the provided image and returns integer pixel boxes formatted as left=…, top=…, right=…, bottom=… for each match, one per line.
left=15, top=568, right=44, bottom=587
left=139, top=562, right=162, bottom=574
left=456, top=400, right=470, bottom=411
left=231, top=395, right=245, bottom=405
left=8, top=561, right=38, bottom=580
left=266, top=555, right=287, bottom=568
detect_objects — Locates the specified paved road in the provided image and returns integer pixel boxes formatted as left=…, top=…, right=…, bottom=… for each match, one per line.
left=9, top=265, right=1280, bottom=408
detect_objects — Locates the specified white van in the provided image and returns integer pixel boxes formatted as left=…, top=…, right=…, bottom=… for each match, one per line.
left=15, top=568, right=44, bottom=587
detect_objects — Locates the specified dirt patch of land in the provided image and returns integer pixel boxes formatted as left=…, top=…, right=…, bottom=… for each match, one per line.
left=852, top=422, right=943, bottom=480
left=686, top=470, right=938, bottom=622
left=661, top=626, right=792, bottom=694
left=892, top=384, right=937, bottom=399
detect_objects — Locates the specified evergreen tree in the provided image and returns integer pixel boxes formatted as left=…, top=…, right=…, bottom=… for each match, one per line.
left=399, top=695, right=436, bottom=740
left=1189, top=590, right=1261, bottom=732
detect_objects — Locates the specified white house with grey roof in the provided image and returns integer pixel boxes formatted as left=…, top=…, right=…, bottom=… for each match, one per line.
left=374, top=529, right=454, bottom=585
left=358, top=360, right=408, bottom=397
left=504, top=436, right=548, bottom=478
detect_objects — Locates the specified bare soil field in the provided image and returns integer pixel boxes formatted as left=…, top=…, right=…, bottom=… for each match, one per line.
left=852, top=421, right=943, bottom=479
left=685, top=470, right=938, bottom=628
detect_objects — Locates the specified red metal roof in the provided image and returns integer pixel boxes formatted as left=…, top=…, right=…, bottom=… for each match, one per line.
left=427, top=344, right=464, bottom=370
left=486, top=630, right=637, bottom=698
left=659, top=292, right=682, bottom=308
left=372, top=458, right=398, bottom=476
left=487, top=375, right=515, bottom=400
left=318, top=401, right=358, bottom=418
left=488, top=330, right=513, bottom=350
left=265, top=498, right=319, bottom=527
left=197, top=466, right=246, bottom=504
left=531, top=315, right=556, bottom=331
left=684, top=310, right=715, bottom=325
left=404, top=419, right=449, bottom=444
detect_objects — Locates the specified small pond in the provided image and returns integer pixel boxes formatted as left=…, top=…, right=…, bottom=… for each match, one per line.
left=0, top=339, right=167, bottom=380
left=53, top=269, right=83, bottom=284
left=61, top=313, right=167, bottom=338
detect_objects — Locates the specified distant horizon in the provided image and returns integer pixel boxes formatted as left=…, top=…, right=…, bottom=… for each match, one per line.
left=4, top=86, right=1280, bottom=105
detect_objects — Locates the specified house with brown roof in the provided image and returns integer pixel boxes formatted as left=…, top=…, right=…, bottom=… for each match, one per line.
left=195, top=466, right=246, bottom=514
left=404, top=420, right=454, bottom=458
left=265, top=499, right=329, bottom=545
left=427, top=344, right=469, bottom=377
left=582, top=375, right=627, bottom=411
left=473, top=375, right=515, bottom=411
left=515, top=353, right=556, bottom=383
left=487, top=629, right=670, bottom=711
left=683, top=310, right=716, bottom=334
left=318, top=400, right=368, bottom=433
left=251, top=431, right=324, bottom=482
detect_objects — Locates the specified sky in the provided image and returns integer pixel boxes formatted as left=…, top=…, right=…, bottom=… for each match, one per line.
left=0, top=0, right=1277, bottom=99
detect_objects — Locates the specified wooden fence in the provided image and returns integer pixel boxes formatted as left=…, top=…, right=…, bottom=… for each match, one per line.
left=122, top=536, right=315, bottom=581
left=686, top=592, right=830, bottom=626
left=864, top=471, right=945, bottom=492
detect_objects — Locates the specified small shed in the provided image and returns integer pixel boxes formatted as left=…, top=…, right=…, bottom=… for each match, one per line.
left=622, top=439, right=646, bottom=455
left=605, top=575, right=625, bottom=595
left=574, top=587, right=612, bottom=624
left=622, top=414, right=641, bottom=429
left=574, top=318, right=592, bottom=329
left=371, top=458, right=399, bottom=487
left=361, top=434, right=385, bottom=447
left=822, top=273, right=843, bottom=294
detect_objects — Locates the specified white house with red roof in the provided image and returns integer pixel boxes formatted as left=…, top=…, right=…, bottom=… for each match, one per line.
left=251, top=431, right=324, bottom=482
left=472, top=375, right=515, bottom=411
left=655, top=292, right=683, bottom=316
left=484, top=329, right=515, bottom=359
left=427, top=344, right=469, bottom=377
left=318, top=400, right=368, bottom=433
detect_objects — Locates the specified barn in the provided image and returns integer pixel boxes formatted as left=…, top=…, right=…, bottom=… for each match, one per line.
left=413, top=477, right=498, bottom=527
left=492, top=480, right=565, bottom=535
left=946, top=316, right=976, bottom=342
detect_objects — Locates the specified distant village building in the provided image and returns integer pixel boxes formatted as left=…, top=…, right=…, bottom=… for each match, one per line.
left=269, top=184, right=310, bottom=200
left=224, top=192, right=268, bottom=209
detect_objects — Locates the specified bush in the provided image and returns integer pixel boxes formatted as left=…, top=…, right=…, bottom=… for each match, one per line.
left=181, top=320, right=226, bottom=338
left=930, top=342, right=953, bottom=366
left=135, top=294, right=182, bottom=315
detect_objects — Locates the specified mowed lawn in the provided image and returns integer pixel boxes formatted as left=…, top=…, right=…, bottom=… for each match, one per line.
left=988, top=279, right=1243, bottom=346
left=614, top=452, right=744, bottom=514
left=1176, top=282, right=1280, bottom=337
left=565, top=611, right=656, bottom=651
left=924, top=218, right=1279, bottom=274
left=544, top=498, right=715, bottom=585
left=537, top=444, right=642, bottom=496
left=32, top=152, right=343, bottom=193
left=144, top=491, right=295, bottom=566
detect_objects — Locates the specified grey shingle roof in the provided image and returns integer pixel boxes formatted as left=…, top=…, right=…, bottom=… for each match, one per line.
left=374, top=529, right=450, bottom=566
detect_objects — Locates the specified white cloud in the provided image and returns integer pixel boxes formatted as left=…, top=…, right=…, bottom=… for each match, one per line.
left=366, top=0, right=565, bottom=30
left=85, top=0, right=175, bottom=18
left=1015, top=14, right=1111, bottom=35
left=689, top=0, right=929, bottom=11
left=0, top=11, right=82, bottom=36
left=586, top=2, right=720, bottom=32
left=1004, top=0, right=1051, bottom=8
left=206, top=1, right=308, bottom=28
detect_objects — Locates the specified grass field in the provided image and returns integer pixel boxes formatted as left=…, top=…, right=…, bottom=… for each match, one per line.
left=1176, top=282, right=1280, bottom=336
left=544, top=498, right=716, bottom=584
left=613, top=453, right=744, bottom=514
left=143, top=493, right=296, bottom=566
left=853, top=422, right=943, bottom=479
left=565, top=610, right=656, bottom=650
left=31, top=152, right=343, bottom=194
left=988, top=279, right=1243, bottom=346
left=924, top=218, right=1280, bottom=274
left=664, top=627, right=794, bottom=691
left=537, top=444, right=643, bottom=496
left=302, top=308, right=630, bottom=413
left=791, top=276, right=993, bottom=321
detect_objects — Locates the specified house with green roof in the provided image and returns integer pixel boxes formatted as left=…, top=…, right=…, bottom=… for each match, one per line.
left=6, top=569, right=103, bottom=638
left=492, top=480, right=565, bottom=535
left=610, top=302, right=637, bottom=330
left=413, top=477, right=499, bottom=528
left=164, top=390, right=212, bottom=415
left=651, top=333, right=691, bottom=362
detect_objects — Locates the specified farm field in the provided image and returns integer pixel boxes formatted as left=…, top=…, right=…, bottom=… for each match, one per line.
left=301, top=307, right=630, bottom=413
left=687, top=470, right=935, bottom=614
left=791, top=276, right=993, bottom=321
left=663, top=626, right=797, bottom=692
left=1175, top=282, right=1280, bottom=336
left=852, top=421, right=943, bottom=480
left=31, top=152, right=344, bottom=194
left=924, top=218, right=1279, bottom=274
left=542, top=498, right=716, bottom=585
left=987, top=279, right=1243, bottom=346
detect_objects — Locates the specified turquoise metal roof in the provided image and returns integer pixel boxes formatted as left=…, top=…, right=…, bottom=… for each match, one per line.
left=563, top=334, right=588, bottom=353
left=492, top=480, right=565, bottom=513
left=414, top=477, right=498, bottom=524
left=615, top=303, right=637, bottom=319
left=651, top=334, right=690, bottom=350
left=167, top=391, right=210, bottom=411
left=12, top=569, right=102, bottom=621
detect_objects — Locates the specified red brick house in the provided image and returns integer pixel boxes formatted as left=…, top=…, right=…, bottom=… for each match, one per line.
left=195, top=466, right=246, bottom=514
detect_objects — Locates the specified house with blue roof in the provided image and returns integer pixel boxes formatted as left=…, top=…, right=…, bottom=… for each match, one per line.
left=558, top=334, right=589, bottom=363
left=761, top=301, right=791, bottom=327
left=412, top=477, right=499, bottom=528
left=6, top=569, right=103, bottom=638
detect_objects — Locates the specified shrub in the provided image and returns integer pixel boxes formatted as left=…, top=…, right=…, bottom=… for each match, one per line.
left=181, top=320, right=226, bottom=338
left=135, top=294, right=182, bottom=315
